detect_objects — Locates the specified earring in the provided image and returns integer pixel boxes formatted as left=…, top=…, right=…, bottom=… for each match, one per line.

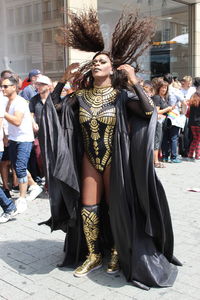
left=110, top=71, right=113, bottom=75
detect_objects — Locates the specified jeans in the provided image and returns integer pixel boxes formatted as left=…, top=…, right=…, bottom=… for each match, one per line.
left=162, top=125, right=180, bottom=160
left=9, top=141, right=33, bottom=183
left=0, top=151, right=16, bottom=213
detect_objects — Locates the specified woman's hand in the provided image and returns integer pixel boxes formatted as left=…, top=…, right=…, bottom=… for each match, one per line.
left=32, top=122, right=39, bottom=133
left=167, top=106, right=173, bottom=112
left=60, top=63, right=80, bottom=83
left=117, top=64, right=138, bottom=85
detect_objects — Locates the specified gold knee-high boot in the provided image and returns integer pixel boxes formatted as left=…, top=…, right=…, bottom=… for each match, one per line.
left=74, top=205, right=102, bottom=277
left=107, top=247, right=120, bottom=274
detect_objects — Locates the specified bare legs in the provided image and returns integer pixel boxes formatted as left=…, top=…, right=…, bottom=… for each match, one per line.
left=74, top=154, right=119, bottom=277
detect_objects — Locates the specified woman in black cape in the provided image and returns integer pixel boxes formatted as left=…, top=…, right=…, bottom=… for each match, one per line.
left=39, top=9, right=181, bottom=290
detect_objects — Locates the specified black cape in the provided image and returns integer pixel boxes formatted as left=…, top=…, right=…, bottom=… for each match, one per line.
left=39, top=89, right=181, bottom=290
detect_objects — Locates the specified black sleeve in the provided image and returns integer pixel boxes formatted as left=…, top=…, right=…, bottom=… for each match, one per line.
left=127, top=84, right=154, bottom=118
left=29, top=97, right=35, bottom=113
left=51, top=82, right=65, bottom=105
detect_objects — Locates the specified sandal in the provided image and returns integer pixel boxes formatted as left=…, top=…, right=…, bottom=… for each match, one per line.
left=154, top=162, right=166, bottom=168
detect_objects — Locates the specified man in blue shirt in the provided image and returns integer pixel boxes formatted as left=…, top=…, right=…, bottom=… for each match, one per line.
left=20, top=69, right=41, bottom=101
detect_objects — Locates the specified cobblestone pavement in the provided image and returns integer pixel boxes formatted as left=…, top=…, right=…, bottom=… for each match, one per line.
left=0, top=159, right=200, bottom=300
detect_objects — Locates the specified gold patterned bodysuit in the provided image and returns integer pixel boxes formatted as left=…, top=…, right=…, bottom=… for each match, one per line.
left=77, top=86, right=118, bottom=173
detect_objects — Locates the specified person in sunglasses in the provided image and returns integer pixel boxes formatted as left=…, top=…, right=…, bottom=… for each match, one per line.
left=2, top=76, right=40, bottom=213
left=0, top=84, right=18, bottom=223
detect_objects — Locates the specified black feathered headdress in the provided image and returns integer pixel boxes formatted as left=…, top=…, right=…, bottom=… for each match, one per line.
left=58, top=8, right=155, bottom=70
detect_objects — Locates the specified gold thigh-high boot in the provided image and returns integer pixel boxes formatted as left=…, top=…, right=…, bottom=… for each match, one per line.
left=107, top=247, right=120, bottom=274
left=74, top=205, right=102, bottom=277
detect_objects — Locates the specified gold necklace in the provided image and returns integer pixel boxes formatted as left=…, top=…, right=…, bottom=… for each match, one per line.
left=83, top=87, right=117, bottom=108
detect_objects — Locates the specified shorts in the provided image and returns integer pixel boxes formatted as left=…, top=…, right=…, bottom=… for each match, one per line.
left=1, top=146, right=10, bottom=161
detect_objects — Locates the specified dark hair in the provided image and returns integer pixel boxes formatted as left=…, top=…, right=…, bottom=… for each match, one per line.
left=59, top=9, right=155, bottom=71
left=110, top=11, right=155, bottom=69
left=193, top=77, right=200, bottom=88
left=143, top=80, right=153, bottom=87
left=72, top=51, right=130, bottom=90
left=1, top=69, right=12, bottom=79
left=189, top=92, right=200, bottom=107
left=163, top=73, right=173, bottom=84
left=58, top=9, right=104, bottom=52
left=154, top=79, right=169, bottom=96
left=6, top=75, right=19, bottom=87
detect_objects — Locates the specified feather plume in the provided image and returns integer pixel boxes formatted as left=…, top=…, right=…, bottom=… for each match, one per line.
left=58, top=9, right=104, bottom=53
left=111, top=11, right=155, bottom=69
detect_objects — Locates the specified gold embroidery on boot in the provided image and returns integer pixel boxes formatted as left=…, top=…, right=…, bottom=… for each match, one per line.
left=81, top=208, right=100, bottom=253
left=73, top=207, right=102, bottom=277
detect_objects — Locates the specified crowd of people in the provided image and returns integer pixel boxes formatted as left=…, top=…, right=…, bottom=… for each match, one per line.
left=0, top=66, right=75, bottom=224
left=0, top=69, right=49, bottom=223
left=142, top=74, right=200, bottom=167
left=1, top=8, right=200, bottom=292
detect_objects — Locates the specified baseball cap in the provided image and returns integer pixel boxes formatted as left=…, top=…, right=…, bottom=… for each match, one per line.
left=28, top=69, right=41, bottom=81
left=36, top=74, right=51, bottom=85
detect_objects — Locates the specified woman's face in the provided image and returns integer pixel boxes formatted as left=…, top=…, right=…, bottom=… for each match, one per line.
left=91, top=54, right=113, bottom=79
left=143, top=85, right=153, bottom=96
left=159, top=85, right=168, bottom=96
left=182, top=80, right=192, bottom=89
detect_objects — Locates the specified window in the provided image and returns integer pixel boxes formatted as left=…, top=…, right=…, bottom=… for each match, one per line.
left=33, top=3, right=42, bottom=22
left=8, top=35, right=16, bottom=55
left=1, top=0, right=65, bottom=79
left=16, top=34, right=25, bottom=53
left=52, top=0, right=63, bottom=19
left=7, top=8, right=15, bottom=27
left=15, top=7, right=23, bottom=26
left=44, top=30, right=52, bottom=43
left=181, top=25, right=188, bottom=34
left=43, top=0, right=52, bottom=20
left=24, top=5, right=32, bottom=24
left=34, top=32, right=42, bottom=42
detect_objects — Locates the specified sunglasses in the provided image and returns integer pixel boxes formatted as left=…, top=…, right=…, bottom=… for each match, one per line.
left=1, top=84, right=14, bottom=89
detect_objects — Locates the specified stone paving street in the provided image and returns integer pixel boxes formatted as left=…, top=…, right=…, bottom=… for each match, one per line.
left=0, top=159, right=200, bottom=300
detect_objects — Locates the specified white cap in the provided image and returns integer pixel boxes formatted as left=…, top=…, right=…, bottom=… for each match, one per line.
left=36, top=75, right=51, bottom=85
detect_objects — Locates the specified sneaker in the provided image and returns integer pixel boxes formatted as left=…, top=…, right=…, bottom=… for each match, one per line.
left=34, top=176, right=43, bottom=185
left=15, top=197, right=27, bottom=213
left=170, top=158, right=182, bottom=163
left=187, top=157, right=196, bottom=162
left=162, top=158, right=169, bottom=163
left=26, top=185, right=43, bottom=202
left=0, top=209, right=18, bottom=223
left=12, top=186, right=19, bottom=193
left=74, top=254, right=102, bottom=277
left=107, top=248, right=120, bottom=274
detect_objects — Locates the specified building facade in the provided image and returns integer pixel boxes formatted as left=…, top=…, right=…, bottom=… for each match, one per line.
left=0, top=0, right=199, bottom=80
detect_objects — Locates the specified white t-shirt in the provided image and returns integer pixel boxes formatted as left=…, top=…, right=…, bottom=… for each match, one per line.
left=0, top=92, right=8, bottom=151
left=7, top=95, right=34, bottom=142
left=180, top=87, right=196, bottom=101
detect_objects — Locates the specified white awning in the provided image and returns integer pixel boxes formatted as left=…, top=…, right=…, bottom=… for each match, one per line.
left=171, top=33, right=188, bottom=44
